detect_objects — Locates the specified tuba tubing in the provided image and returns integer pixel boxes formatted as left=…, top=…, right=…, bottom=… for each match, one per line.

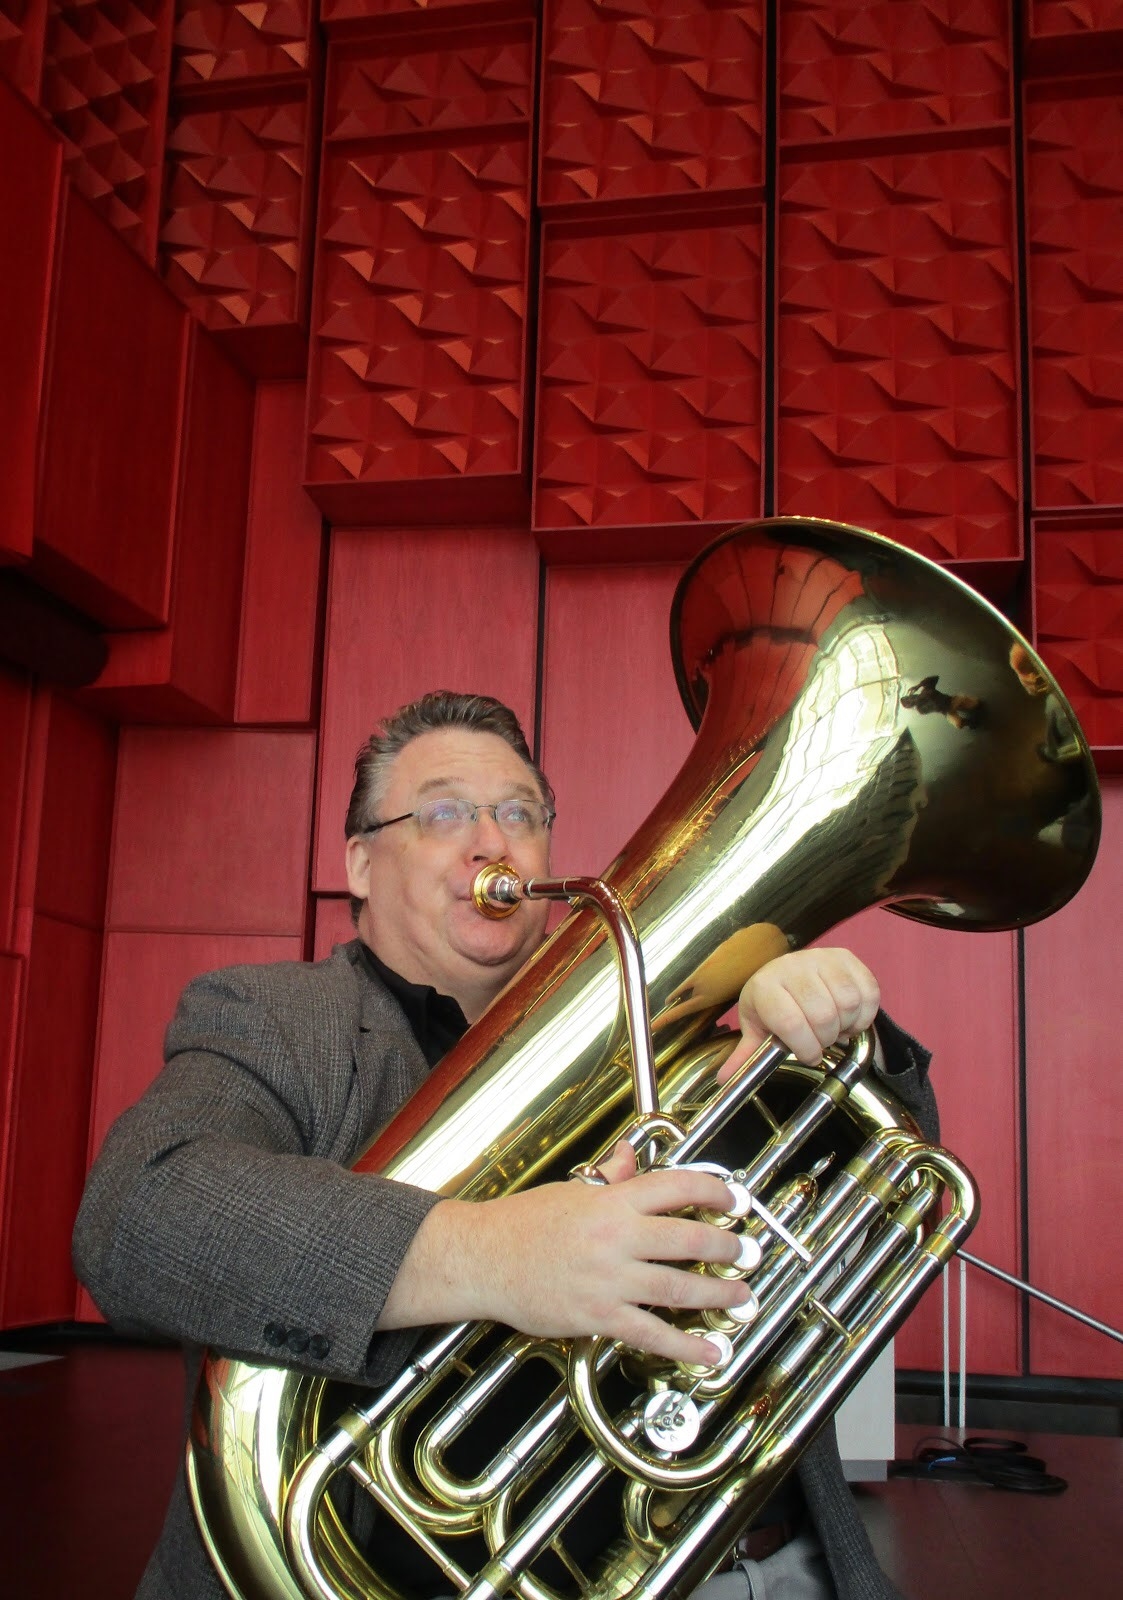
left=188, top=518, right=1100, bottom=1600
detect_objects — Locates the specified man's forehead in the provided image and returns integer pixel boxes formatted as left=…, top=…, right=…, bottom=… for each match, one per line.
left=387, top=728, right=539, bottom=799
left=414, top=773, right=539, bottom=799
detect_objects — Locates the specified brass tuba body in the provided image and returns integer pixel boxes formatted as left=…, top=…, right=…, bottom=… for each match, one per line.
left=188, top=519, right=1100, bottom=1600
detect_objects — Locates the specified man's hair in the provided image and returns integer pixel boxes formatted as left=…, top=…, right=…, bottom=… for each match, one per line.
left=345, top=690, right=554, bottom=923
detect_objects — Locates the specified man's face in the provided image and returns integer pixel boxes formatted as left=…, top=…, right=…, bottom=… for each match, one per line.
left=346, top=728, right=552, bottom=1018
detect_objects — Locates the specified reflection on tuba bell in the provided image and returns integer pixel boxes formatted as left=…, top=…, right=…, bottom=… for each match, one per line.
left=187, top=518, right=1100, bottom=1600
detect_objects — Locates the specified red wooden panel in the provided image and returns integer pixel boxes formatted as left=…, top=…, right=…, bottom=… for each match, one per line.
left=2, top=88, right=53, bottom=549
left=235, top=381, right=326, bottom=726
left=0, top=952, right=25, bottom=1292
left=83, top=326, right=254, bottom=723
left=0, top=915, right=100, bottom=1326
left=312, top=528, right=540, bottom=892
left=88, top=929, right=304, bottom=1166
left=76, top=925, right=302, bottom=1322
left=828, top=909, right=1022, bottom=1375
left=539, top=0, right=764, bottom=210
left=0, top=77, right=60, bottom=564
left=34, top=694, right=117, bottom=931
left=305, top=133, right=531, bottom=524
left=1033, top=521, right=1123, bottom=760
left=779, top=0, right=1011, bottom=147
left=0, top=0, right=48, bottom=99
left=160, top=87, right=314, bottom=376
left=0, top=666, right=33, bottom=953
left=534, top=214, right=764, bottom=545
left=313, top=894, right=355, bottom=961
left=777, top=145, right=1021, bottom=566
left=39, top=0, right=173, bottom=259
left=34, top=189, right=188, bottom=628
left=1026, top=83, right=1123, bottom=511
left=173, top=0, right=312, bottom=86
left=1024, top=777, right=1123, bottom=1378
left=538, top=565, right=695, bottom=880
left=108, top=728, right=315, bottom=933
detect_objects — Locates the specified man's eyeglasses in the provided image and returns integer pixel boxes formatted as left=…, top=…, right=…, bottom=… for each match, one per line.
left=365, top=797, right=555, bottom=839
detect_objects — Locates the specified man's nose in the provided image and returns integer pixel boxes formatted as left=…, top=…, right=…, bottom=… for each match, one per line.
left=467, top=806, right=506, bottom=855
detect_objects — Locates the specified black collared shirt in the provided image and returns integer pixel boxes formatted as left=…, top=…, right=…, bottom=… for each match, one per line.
left=356, top=941, right=469, bottom=1066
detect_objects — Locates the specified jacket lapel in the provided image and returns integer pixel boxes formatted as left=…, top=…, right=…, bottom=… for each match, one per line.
left=343, top=942, right=431, bottom=1159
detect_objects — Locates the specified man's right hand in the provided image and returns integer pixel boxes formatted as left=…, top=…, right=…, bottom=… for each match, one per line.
left=379, top=1143, right=756, bottom=1366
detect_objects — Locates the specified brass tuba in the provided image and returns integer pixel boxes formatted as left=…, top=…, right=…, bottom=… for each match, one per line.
left=188, top=518, right=1100, bottom=1600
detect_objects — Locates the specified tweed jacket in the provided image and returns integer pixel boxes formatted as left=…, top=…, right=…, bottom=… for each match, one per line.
left=73, top=940, right=935, bottom=1600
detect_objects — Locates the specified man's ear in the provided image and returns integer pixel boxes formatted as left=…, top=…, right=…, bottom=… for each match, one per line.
left=345, top=835, right=372, bottom=901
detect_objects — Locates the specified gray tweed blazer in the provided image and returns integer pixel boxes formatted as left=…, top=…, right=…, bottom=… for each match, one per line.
left=74, top=940, right=934, bottom=1600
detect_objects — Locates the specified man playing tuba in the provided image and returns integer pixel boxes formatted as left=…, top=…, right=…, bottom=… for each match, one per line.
left=75, top=690, right=937, bottom=1600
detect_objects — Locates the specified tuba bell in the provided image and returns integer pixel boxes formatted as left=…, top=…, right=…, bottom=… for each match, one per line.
left=187, top=518, right=1100, bottom=1600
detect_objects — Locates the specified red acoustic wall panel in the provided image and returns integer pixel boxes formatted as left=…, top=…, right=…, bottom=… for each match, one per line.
left=777, top=145, right=1020, bottom=568
left=1026, top=2, right=1123, bottom=74
left=0, top=914, right=101, bottom=1325
left=828, top=909, right=1023, bottom=1375
left=0, top=667, right=33, bottom=952
left=0, top=691, right=115, bottom=1324
left=0, top=0, right=48, bottom=98
left=0, top=952, right=23, bottom=1223
left=319, top=0, right=474, bottom=24
left=172, top=0, right=312, bottom=86
left=0, top=76, right=60, bottom=564
left=89, top=929, right=304, bottom=1167
left=34, top=188, right=188, bottom=628
left=32, top=694, right=117, bottom=931
left=235, top=380, right=327, bottom=726
left=534, top=213, right=764, bottom=552
left=305, top=26, right=534, bottom=523
left=539, top=565, right=695, bottom=880
left=108, top=728, right=315, bottom=934
left=325, top=25, right=532, bottom=141
left=76, top=923, right=303, bottom=1320
left=1030, top=0, right=1123, bottom=32
left=159, top=87, right=315, bottom=376
left=539, top=0, right=765, bottom=210
left=38, top=0, right=173, bottom=260
left=318, top=0, right=498, bottom=28
left=313, top=894, right=355, bottom=961
left=1034, top=522, right=1123, bottom=761
left=778, top=0, right=1011, bottom=147
left=1024, top=779, right=1123, bottom=1378
left=1025, top=81, right=1123, bottom=511
left=312, top=527, right=541, bottom=892
left=82, top=326, right=255, bottom=723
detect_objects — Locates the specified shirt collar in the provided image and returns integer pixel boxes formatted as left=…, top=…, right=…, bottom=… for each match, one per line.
left=355, top=941, right=469, bottom=1065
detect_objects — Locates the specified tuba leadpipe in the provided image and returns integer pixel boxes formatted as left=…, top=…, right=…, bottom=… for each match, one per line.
left=188, top=518, right=1100, bottom=1600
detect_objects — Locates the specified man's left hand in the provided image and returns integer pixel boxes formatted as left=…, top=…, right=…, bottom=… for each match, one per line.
left=718, top=947, right=881, bottom=1083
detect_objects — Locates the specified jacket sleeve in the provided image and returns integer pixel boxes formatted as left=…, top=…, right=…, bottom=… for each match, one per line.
left=72, top=964, right=440, bottom=1385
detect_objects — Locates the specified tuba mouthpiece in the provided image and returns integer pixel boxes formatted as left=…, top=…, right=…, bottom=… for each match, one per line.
left=471, top=862, right=523, bottom=918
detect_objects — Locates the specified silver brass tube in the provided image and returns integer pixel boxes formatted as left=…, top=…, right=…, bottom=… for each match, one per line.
left=475, top=868, right=660, bottom=1122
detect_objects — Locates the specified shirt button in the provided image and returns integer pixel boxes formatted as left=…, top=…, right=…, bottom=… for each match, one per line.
left=309, top=1334, right=331, bottom=1360
left=263, top=1322, right=287, bottom=1346
left=286, top=1327, right=310, bottom=1354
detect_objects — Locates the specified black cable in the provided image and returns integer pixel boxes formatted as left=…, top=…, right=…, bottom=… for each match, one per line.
left=890, top=1434, right=1068, bottom=1495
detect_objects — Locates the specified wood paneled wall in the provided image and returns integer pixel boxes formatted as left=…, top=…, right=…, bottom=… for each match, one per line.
left=1, top=2, right=1121, bottom=1386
